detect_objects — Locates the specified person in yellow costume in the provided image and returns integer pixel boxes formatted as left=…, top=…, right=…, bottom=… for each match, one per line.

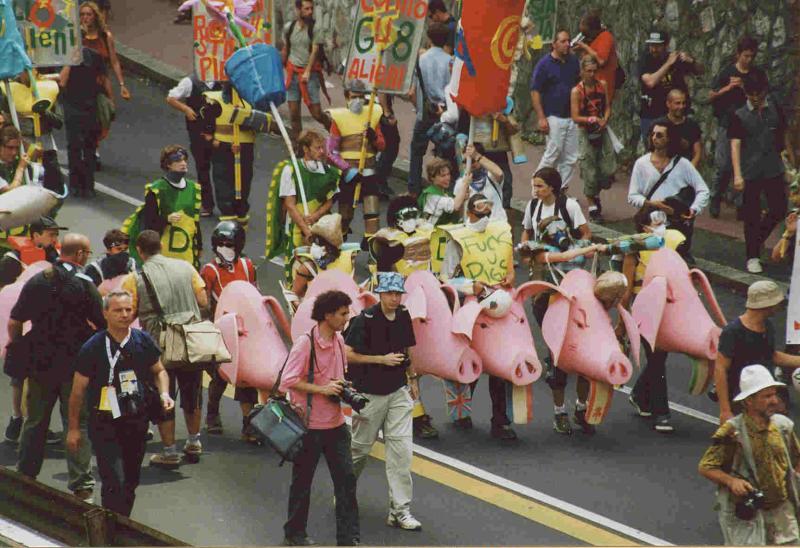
left=122, top=145, right=202, bottom=268
left=284, top=213, right=359, bottom=311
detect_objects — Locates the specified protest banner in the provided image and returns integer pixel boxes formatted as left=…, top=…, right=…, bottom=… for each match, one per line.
left=193, top=0, right=274, bottom=81
left=529, top=0, right=557, bottom=50
left=343, top=0, right=429, bottom=95
left=13, top=0, right=81, bottom=67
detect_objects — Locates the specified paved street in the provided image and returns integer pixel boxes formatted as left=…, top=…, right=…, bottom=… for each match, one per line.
left=2, top=75, right=798, bottom=546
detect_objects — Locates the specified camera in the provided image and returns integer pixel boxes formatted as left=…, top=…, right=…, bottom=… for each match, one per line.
left=330, top=381, right=370, bottom=413
left=735, top=489, right=765, bottom=521
left=117, top=391, right=144, bottom=418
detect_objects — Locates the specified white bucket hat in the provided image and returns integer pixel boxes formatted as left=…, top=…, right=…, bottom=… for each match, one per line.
left=733, top=364, right=785, bottom=402
left=745, top=281, right=784, bottom=309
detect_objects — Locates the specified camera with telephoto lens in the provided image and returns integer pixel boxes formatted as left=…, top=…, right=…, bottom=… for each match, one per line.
left=330, top=381, right=370, bottom=413
left=735, top=489, right=766, bottom=521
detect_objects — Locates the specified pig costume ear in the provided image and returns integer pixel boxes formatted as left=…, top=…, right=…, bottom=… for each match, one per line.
left=631, top=276, right=667, bottom=350
left=404, top=286, right=428, bottom=320
left=514, top=280, right=567, bottom=303
left=264, top=296, right=292, bottom=340
left=689, top=269, right=727, bottom=327
left=617, top=304, right=641, bottom=369
left=452, top=301, right=483, bottom=340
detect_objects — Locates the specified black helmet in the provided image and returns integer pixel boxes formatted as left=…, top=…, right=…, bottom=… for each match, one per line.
left=211, top=220, right=245, bottom=256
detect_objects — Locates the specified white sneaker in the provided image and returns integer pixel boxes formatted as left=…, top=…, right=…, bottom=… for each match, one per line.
left=746, top=258, right=763, bottom=274
left=387, top=511, right=422, bottom=531
left=183, top=439, right=203, bottom=456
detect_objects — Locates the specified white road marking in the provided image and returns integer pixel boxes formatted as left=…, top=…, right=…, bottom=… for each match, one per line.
left=0, top=517, right=62, bottom=547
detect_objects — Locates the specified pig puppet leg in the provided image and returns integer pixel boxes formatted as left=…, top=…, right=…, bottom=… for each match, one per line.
left=443, top=379, right=473, bottom=423
left=506, top=383, right=533, bottom=424
left=584, top=381, right=614, bottom=425
left=688, top=357, right=714, bottom=396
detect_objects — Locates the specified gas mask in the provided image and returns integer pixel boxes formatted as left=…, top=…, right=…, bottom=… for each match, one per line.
left=541, top=218, right=572, bottom=251
left=215, top=245, right=236, bottom=265
left=648, top=210, right=668, bottom=238
left=348, top=97, right=365, bottom=115
left=310, top=242, right=326, bottom=261
left=396, top=207, right=420, bottom=234
left=398, top=219, right=418, bottom=234
left=468, top=215, right=491, bottom=233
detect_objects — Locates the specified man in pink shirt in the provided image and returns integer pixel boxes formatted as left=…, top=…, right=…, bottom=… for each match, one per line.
left=280, top=290, right=360, bottom=547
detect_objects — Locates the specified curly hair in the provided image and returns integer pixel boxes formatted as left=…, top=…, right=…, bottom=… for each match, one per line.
left=311, top=290, right=352, bottom=322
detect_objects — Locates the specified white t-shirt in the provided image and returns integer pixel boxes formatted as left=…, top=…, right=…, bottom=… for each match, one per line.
left=627, top=153, right=710, bottom=214
left=278, top=160, right=329, bottom=198
left=167, top=77, right=217, bottom=100
left=522, top=196, right=586, bottom=240
left=453, top=170, right=506, bottom=223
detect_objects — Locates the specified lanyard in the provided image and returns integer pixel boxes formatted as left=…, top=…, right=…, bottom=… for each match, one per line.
left=105, top=330, right=131, bottom=386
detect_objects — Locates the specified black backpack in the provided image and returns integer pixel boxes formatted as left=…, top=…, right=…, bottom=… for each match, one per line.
left=526, top=194, right=580, bottom=239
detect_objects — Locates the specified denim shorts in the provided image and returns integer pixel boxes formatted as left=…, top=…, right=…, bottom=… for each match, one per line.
left=286, top=71, right=321, bottom=104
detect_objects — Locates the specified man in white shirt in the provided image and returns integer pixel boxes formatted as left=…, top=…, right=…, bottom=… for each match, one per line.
left=628, top=120, right=709, bottom=259
left=452, top=144, right=506, bottom=223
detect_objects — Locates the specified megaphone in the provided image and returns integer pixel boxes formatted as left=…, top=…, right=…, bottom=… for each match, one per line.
left=5, top=80, right=59, bottom=115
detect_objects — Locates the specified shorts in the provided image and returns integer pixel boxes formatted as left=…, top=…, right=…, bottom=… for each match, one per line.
left=336, top=168, right=382, bottom=205
left=286, top=71, right=321, bottom=104
left=163, top=368, right=203, bottom=418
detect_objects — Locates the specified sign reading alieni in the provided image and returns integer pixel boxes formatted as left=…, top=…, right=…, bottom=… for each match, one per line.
left=13, top=0, right=82, bottom=67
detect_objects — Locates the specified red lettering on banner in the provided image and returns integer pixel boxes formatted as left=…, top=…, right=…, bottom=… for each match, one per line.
left=361, top=0, right=427, bottom=18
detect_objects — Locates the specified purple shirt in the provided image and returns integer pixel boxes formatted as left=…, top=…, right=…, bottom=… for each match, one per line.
left=530, top=53, right=580, bottom=118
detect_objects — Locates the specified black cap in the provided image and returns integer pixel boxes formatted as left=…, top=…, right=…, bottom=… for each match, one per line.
left=645, top=29, right=669, bottom=44
left=30, top=216, right=68, bottom=233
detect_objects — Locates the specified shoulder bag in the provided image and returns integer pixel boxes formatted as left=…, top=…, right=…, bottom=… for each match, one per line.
left=248, top=331, right=316, bottom=465
left=140, top=270, right=231, bottom=370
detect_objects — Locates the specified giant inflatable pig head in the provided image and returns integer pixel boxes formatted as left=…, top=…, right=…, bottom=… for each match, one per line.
left=538, top=270, right=640, bottom=386
left=290, top=270, right=378, bottom=341
left=401, top=271, right=482, bottom=384
left=451, top=282, right=544, bottom=386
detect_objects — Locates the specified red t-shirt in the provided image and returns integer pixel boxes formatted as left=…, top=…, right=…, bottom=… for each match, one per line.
left=200, top=257, right=256, bottom=302
left=589, top=30, right=618, bottom=103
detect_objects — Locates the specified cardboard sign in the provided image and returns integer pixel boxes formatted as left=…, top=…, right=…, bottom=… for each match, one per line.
left=193, top=0, right=274, bottom=81
left=529, top=0, right=557, bottom=48
left=13, top=0, right=81, bottom=67
left=343, top=0, right=429, bottom=95
left=787, top=231, right=800, bottom=345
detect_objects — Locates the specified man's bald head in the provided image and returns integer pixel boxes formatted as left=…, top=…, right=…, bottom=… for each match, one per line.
left=60, top=233, right=92, bottom=265
left=667, top=88, right=686, bottom=101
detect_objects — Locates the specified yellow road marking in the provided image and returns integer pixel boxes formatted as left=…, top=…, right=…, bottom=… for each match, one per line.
left=203, top=373, right=639, bottom=546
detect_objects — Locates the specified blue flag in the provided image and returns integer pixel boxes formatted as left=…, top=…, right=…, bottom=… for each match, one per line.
left=0, top=0, right=32, bottom=80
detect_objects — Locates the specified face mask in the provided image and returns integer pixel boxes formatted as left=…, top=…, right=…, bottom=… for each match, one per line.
left=165, top=170, right=184, bottom=184
left=107, top=251, right=130, bottom=270
left=216, top=246, right=236, bottom=263
left=348, top=98, right=364, bottom=115
left=651, top=224, right=667, bottom=237
left=398, top=219, right=417, bottom=234
left=469, top=216, right=490, bottom=233
left=310, top=243, right=326, bottom=261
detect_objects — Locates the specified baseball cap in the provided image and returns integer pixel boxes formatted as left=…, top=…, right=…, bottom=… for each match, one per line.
left=30, top=216, right=68, bottom=233
left=645, top=29, right=668, bottom=44
left=745, top=280, right=784, bottom=309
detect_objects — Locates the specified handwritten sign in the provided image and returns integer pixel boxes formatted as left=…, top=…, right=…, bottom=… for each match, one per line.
left=13, top=0, right=81, bottom=67
left=343, top=0, right=429, bottom=95
left=193, top=0, right=274, bottom=81
left=529, top=0, right=557, bottom=48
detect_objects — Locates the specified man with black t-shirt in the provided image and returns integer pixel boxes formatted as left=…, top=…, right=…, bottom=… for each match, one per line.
left=345, top=272, right=422, bottom=532
left=655, top=89, right=702, bottom=167
left=637, top=29, right=703, bottom=145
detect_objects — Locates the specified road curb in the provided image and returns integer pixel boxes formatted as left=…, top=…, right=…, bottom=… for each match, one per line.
left=115, top=41, right=787, bottom=298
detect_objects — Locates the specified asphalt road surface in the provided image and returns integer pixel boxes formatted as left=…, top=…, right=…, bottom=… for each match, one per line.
left=1, top=75, right=798, bottom=547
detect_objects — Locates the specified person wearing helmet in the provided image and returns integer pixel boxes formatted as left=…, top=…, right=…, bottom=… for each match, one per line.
left=284, top=213, right=359, bottom=311
left=518, top=168, right=603, bottom=436
left=437, top=193, right=517, bottom=441
left=199, top=220, right=259, bottom=441
left=122, top=145, right=202, bottom=268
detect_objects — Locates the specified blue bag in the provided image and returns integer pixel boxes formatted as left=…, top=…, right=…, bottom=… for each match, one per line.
left=225, top=43, right=286, bottom=110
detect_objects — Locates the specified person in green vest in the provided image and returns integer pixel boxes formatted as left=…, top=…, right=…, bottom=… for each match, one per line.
left=418, top=157, right=469, bottom=226
left=122, top=145, right=202, bottom=268
left=266, top=130, right=340, bottom=265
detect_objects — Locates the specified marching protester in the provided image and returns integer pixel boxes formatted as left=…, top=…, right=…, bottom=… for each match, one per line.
left=280, top=290, right=360, bottom=547
left=200, top=220, right=260, bottom=441
left=729, top=71, right=793, bottom=274
left=0, top=125, right=30, bottom=194
left=407, top=22, right=454, bottom=196
left=655, top=89, right=702, bottom=167
left=519, top=168, right=599, bottom=435
left=714, top=281, right=800, bottom=424
left=67, top=290, right=174, bottom=516
left=0, top=216, right=63, bottom=287
left=699, top=364, right=800, bottom=545
left=121, top=230, right=208, bottom=468
left=83, top=229, right=137, bottom=290
left=123, top=145, right=202, bottom=268
left=530, top=29, right=580, bottom=189
left=452, top=144, right=506, bottom=222
left=283, top=0, right=329, bottom=142
left=570, top=55, right=615, bottom=222
left=345, top=272, right=421, bottom=532
left=571, top=11, right=620, bottom=104
left=166, top=74, right=222, bottom=217
left=12, top=233, right=104, bottom=503
left=426, top=0, right=457, bottom=53
left=708, top=36, right=766, bottom=218
left=636, top=28, right=703, bottom=143
left=418, top=158, right=469, bottom=226
left=628, top=120, right=709, bottom=262
left=375, top=93, right=400, bottom=198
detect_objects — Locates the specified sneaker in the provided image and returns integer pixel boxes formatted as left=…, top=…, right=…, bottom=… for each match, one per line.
left=573, top=409, right=596, bottom=435
left=4, top=417, right=22, bottom=443
left=149, top=451, right=181, bottom=469
left=283, top=536, right=316, bottom=546
left=746, top=258, right=763, bottom=274
left=183, top=439, right=203, bottom=456
left=628, top=395, right=652, bottom=417
left=45, top=430, right=62, bottom=445
left=386, top=511, right=422, bottom=531
left=146, top=427, right=154, bottom=441
left=490, top=424, right=518, bottom=441
left=553, top=413, right=572, bottom=435
left=73, top=488, right=93, bottom=504
left=413, top=415, right=439, bottom=439
left=653, top=416, right=675, bottom=433
left=205, top=415, right=223, bottom=435
left=452, top=416, right=473, bottom=430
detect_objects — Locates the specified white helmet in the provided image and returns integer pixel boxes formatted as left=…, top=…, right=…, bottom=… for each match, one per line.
left=480, top=289, right=513, bottom=318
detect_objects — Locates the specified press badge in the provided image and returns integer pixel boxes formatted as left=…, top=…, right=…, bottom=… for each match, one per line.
left=119, top=370, right=138, bottom=396
left=99, top=386, right=121, bottom=419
